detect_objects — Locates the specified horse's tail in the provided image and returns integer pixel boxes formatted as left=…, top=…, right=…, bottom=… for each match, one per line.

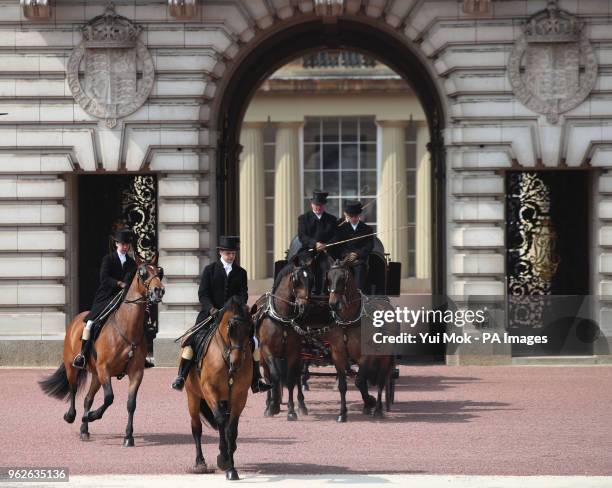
left=38, top=363, right=87, bottom=401
left=199, top=399, right=218, bottom=431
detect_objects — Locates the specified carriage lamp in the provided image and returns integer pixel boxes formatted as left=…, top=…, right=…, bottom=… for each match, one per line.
left=314, top=0, right=345, bottom=17
left=168, top=0, right=199, bottom=19
left=21, top=0, right=52, bottom=20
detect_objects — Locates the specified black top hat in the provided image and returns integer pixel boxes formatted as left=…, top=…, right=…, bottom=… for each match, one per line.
left=311, top=190, right=328, bottom=205
left=217, top=235, right=240, bottom=251
left=343, top=200, right=363, bottom=216
left=113, top=228, right=134, bottom=244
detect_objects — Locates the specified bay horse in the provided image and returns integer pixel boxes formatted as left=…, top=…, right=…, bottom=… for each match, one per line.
left=184, top=296, right=254, bottom=480
left=325, top=258, right=395, bottom=421
left=39, top=256, right=164, bottom=446
left=254, top=255, right=313, bottom=421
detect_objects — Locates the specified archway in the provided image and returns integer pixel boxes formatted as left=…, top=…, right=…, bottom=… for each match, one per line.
left=210, top=17, right=447, bottom=296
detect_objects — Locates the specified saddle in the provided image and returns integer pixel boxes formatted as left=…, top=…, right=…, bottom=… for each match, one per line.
left=91, top=292, right=126, bottom=342
left=193, top=321, right=219, bottom=370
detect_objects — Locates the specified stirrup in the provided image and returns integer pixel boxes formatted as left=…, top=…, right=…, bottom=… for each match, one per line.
left=251, top=379, right=272, bottom=394
left=171, top=376, right=185, bottom=391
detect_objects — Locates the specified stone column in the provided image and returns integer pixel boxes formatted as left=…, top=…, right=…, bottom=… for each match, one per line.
left=239, top=123, right=267, bottom=279
left=273, top=122, right=301, bottom=262
left=415, top=121, right=431, bottom=280
left=377, top=120, right=409, bottom=278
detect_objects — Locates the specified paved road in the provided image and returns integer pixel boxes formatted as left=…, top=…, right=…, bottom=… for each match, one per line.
left=15, top=474, right=612, bottom=488
left=1, top=366, right=611, bottom=478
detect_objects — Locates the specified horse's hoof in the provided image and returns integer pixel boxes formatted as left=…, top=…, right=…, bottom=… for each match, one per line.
left=270, top=405, right=280, bottom=416
left=226, top=468, right=240, bottom=481
left=366, top=395, right=377, bottom=408
left=190, top=463, right=215, bottom=474
left=63, top=411, right=76, bottom=424
left=80, top=432, right=90, bottom=441
left=123, top=437, right=134, bottom=447
left=263, top=407, right=272, bottom=417
left=217, top=454, right=231, bottom=471
left=287, top=411, right=297, bottom=421
left=337, top=413, right=347, bottom=423
left=371, top=409, right=384, bottom=419
left=298, top=406, right=309, bottom=416
left=362, top=406, right=372, bottom=416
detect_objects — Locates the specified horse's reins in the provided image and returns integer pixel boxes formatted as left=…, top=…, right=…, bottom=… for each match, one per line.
left=328, top=265, right=368, bottom=326
left=110, top=265, right=163, bottom=375
left=267, top=266, right=311, bottom=323
left=124, top=266, right=163, bottom=305
left=217, top=315, right=249, bottom=367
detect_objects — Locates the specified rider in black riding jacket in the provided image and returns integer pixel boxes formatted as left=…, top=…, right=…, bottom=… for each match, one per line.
left=297, top=190, right=337, bottom=295
left=329, top=200, right=374, bottom=292
left=171, top=236, right=272, bottom=393
left=73, top=229, right=137, bottom=369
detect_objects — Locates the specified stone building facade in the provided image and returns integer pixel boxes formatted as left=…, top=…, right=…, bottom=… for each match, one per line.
left=1, top=0, right=611, bottom=364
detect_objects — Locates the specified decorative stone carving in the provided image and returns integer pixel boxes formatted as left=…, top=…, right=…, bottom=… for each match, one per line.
left=21, top=0, right=51, bottom=20
left=508, top=1, right=597, bottom=124
left=168, top=0, right=199, bottom=20
left=66, top=3, right=154, bottom=128
left=314, top=0, right=345, bottom=16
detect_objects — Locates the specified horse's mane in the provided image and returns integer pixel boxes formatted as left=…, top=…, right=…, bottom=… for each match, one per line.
left=272, top=263, right=294, bottom=292
left=223, top=295, right=248, bottom=317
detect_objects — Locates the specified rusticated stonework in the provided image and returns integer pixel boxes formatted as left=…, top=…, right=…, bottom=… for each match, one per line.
left=507, top=1, right=597, bottom=124
left=66, top=3, right=154, bottom=128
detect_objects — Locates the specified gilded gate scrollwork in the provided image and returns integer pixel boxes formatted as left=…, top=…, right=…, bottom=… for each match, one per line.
left=122, top=176, right=157, bottom=261
left=506, top=172, right=560, bottom=328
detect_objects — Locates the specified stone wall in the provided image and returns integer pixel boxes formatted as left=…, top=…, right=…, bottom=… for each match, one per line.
left=0, top=0, right=610, bottom=360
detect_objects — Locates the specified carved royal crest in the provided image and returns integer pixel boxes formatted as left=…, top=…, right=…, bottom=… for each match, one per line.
left=67, top=3, right=154, bottom=128
left=507, top=1, right=597, bottom=124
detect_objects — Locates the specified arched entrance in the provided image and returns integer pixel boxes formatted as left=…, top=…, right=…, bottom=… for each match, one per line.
left=210, top=17, right=447, bottom=296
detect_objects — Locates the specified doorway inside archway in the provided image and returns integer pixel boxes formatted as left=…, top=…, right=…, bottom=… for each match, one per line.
left=238, top=50, right=433, bottom=300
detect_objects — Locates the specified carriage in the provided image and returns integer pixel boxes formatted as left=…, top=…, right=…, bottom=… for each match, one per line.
left=274, top=235, right=401, bottom=410
left=274, top=235, right=402, bottom=296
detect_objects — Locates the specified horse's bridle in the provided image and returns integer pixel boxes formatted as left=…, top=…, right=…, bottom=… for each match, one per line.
left=220, top=314, right=251, bottom=369
left=328, top=264, right=350, bottom=295
left=268, top=265, right=312, bottom=321
left=124, top=264, right=164, bottom=305
left=328, top=264, right=364, bottom=325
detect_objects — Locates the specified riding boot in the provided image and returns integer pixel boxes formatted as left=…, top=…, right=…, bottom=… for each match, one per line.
left=251, top=359, right=272, bottom=393
left=171, top=357, right=193, bottom=390
left=72, top=338, right=91, bottom=370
